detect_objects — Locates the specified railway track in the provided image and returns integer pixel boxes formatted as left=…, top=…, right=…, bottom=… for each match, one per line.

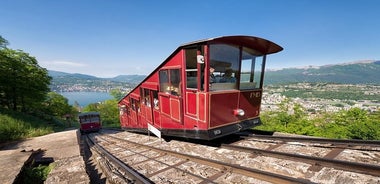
left=244, top=134, right=380, bottom=151
left=86, top=133, right=313, bottom=183
left=85, top=134, right=151, bottom=183
left=85, top=130, right=380, bottom=183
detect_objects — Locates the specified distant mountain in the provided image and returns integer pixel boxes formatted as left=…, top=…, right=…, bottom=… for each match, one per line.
left=48, top=70, right=146, bottom=84
left=48, top=70, right=98, bottom=79
left=265, top=60, right=380, bottom=84
left=109, top=75, right=146, bottom=84
left=48, top=70, right=71, bottom=77
left=48, top=70, right=146, bottom=92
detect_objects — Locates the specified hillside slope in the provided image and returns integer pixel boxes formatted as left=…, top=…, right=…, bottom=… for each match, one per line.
left=265, top=60, right=380, bottom=84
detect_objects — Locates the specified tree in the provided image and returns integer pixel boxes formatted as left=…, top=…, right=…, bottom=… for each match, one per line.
left=42, top=92, right=72, bottom=117
left=345, top=108, right=379, bottom=140
left=83, top=99, right=119, bottom=126
left=0, top=48, right=51, bottom=111
left=73, top=101, right=82, bottom=112
left=110, top=88, right=125, bottom=101
left=82, top=103, right=99, bottom=112
left=0, top=35, right=9, bottom=48
left=98, top=99, right=119, bottom=125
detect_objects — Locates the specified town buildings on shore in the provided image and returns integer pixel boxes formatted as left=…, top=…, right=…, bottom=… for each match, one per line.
left=261, top=83, right=380, bottom=115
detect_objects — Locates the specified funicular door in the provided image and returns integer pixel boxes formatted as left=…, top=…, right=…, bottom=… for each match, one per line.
left=184, top=47, right=203, bottom=119
left=126, top=105, right=133, bottom=126
left=130, top=98, right=140, bottom=127
left=159, top=69, right=183, bottom=124
left=119, top=104, right=130, bottom=127
left=151, top=90, right=160, bottom=126
left=141, top=88, right=154, bottom=124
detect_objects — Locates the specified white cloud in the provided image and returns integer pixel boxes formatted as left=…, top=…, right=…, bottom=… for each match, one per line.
left=39, top=60, right=89, bottom=74
left=39, top=60, right=153, bottom=78
left=48, top=60, right=87, bottom=67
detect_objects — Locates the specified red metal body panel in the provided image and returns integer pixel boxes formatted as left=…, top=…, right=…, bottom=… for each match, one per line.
left=239, top=90, right=262, bottom=117
left=198, top=93, right=207, bottom=122
left=80, top=122, right=101, bottom=131
left=185, top=92, right=197, bottom=115
left=160, top=95, right=171, bottom=115
left=209, top=91, right=239, bottom=128
left=170, top=98, right=181, bottom=122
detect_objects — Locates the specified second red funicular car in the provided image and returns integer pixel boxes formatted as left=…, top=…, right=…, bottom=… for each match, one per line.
left=119, top=35, right=283, bottom=140
left=79, top=112, right=102, bottom=134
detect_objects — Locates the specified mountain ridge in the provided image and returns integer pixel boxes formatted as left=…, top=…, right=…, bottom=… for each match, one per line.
left=48, top=60, right=380, bottom=86
left=265, top=60, right=380, bottom=84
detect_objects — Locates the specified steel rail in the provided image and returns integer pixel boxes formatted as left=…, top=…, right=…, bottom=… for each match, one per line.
left=246, top=134, right=380, bottom=147
left=222, top=144, right=380, bottom=177
left=95, top=134, right=218, bottom=184
left=85, top=135, right=154, bottom=184
left=106, top=134, right=315, bottom=184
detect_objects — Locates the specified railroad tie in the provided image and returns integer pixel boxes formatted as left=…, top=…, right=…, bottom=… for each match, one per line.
left=307, top=148, right=344, bottom=172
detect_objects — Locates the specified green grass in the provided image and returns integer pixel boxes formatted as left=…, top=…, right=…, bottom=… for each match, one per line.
left=19, top=163, right=55, bottom=184
left=0, top=109, right=65, bottom=143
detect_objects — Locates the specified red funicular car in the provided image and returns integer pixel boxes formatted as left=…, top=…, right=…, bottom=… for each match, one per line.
left=119, top=35, right=283, bottom=140
left=79, top=112, right=102, bottom=134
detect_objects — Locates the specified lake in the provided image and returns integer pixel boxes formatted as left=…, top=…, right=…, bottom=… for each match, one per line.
left=60, top=92, right=113, bottom=107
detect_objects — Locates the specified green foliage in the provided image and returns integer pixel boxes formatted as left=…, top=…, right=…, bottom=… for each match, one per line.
left=281, top=88, right=380, bottom=101
left=83, top=99, right=120, bottom=128
left=257, top=102, right=380, bottom=140
left=0, top=36, right=77, bottom=142
left=314, top=108, right=380, bottom=139
left=0, top=115, right=29, bottom=141
left=0, top=35, right=8, bottom=48
left=259, top=101, right=321, bottom=136
left=0, top=108, right=65, bottom=142
left=41, top=92, right=74, bottom=117
left=0, top=43, right=51, bottom=112
left=20, top=163, right=55, bottom=184
left=110, top=88, right=126, bottom=101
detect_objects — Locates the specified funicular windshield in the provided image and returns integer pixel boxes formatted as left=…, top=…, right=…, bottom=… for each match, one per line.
left=79, top=113, right=100, bottom=124
left=209, top=44, right=264, bottom=91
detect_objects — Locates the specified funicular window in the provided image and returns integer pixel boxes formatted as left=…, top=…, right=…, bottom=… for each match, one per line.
left=126, top=106, right=130, bottom=115
left=209, top=44, right=239, bottom=90
left=185, top=48, right=198, bottom=89
left=152, top=90, right=159, bottom=110
left=130, top=98, right=140, bottom=112
left=143, top=88, right=151, bottom=107
left=159, top=70, right=169, bottom=93
left=90, top=114, right=100, bottom=122
left=159, top=69, right=181, bottom=96
left=240, top=47, right=264, bottom=90
left=79, top=116, right=88, bottom=123
left=170, top=69, right=181, bottom=95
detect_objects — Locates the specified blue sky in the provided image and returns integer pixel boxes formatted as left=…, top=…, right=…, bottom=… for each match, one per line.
left=1, top=0, right=379, bottom=77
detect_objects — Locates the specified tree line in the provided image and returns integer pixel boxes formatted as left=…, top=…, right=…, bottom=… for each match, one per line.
left=0, top=36, right=51, bottom=112
left=1, top=35, right=123, bottom=128
left=257, top=98, right=380, bottom=140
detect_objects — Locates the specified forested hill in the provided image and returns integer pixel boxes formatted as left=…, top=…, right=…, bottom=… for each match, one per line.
left=49, top=71, right=145, bottom=84
left=265, top=60, right=380, bottom=84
